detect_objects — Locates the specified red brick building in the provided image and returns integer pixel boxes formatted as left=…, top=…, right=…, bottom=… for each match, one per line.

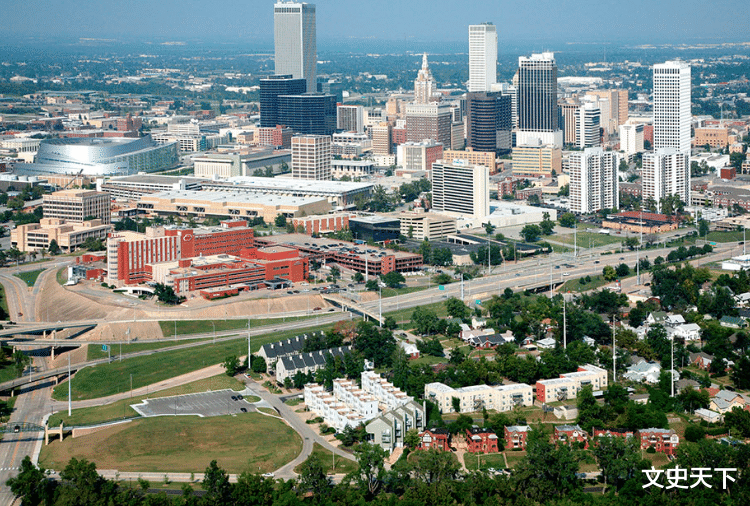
left=238, top=246, right=309, bottom=282
left=257, top=125, right=294, bottom=149
left=504, top=425, right=531, bottom=450
left=592, top=428, right=634, bottom=445
left=418, top=428, right=450, bottom=451
left=392, top=127, right=407, bottom=147
left=465, top=427, right=499, bottom=453
left=720, top=167, right=736, bottom=180
left=291, top=214, right=352, bottom=235
left=637, top=428, right=679, bottom=455
left=643, top=124, right=653, bottom=145
left=554, top=425, right=589, bottom=449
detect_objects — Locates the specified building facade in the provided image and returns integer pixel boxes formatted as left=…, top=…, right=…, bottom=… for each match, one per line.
left=642, top=148, right=690, bottom=211
left=468, top=23, right=498, bottom=93
left=424, top=382, right=533, bottom=413
left=569, top=147, right=619, bottom=214
left=575, top=103, right=601, bottom=148
left=653, top=60, right=691, bottom=154
left=431, top=160, right=489, bottom=219
left=405, top=103, right=453, bottom=149
left=466, top=92, right=512, bottom=154
left=517, top=52, right=563, bottom=147
left=512, top=140, right=561, bottom=177
left=274, top=1, right=316, bottom=92
left=12, top=218, right=111, bottom=253
left=620, top=123, right=644, bottom=155
left=292, top=135, right=332, bottom=180
left=43, top=189, right=111, bottom=224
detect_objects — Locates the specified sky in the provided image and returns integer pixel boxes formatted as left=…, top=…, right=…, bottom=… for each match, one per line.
left=3, top=0, right=749, bottom=48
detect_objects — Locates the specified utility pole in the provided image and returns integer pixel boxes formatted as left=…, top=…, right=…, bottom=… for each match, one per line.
left=460, top=273, right=464, bottom=301
left=574, top=221, right=577, bottom=260
left=247, top=319, right=252, bottom=367
left=378, top=285, right=382, bottom=325
left=612, top=316, right=616, bottom=383
left=563, top=295, right=567, bottom=350
left=487, top=237, right=491, bottom=276
left=671, top=333, right=675, bottom=398
left=68, top=352, right=72, bottom=417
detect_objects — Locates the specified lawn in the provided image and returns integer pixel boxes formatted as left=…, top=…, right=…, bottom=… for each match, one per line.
left=381, top=286, right=429, bottom=298
left=643, top=451, right=670, bottom=468
left=503, top=452, right=527, bottom=469
left=411, top=355, right=448, bottom=366
left=53, top=323, right=335, bottom=401
left=157, top=315, right=316, bottom=337
left=466, top=452, right=506, bottom=471
left=56, top=267, right=67, bottom=286
left=285, top=397, right=304, bottom=406
left=549, top=243, right=574, bottom=253
left=294, top=443, right=358, bottom=475
left=0, top=284, right=8, bottom=319
left=86, top=339, right=213, bottom=361
left=48, top=374, right=246, bottom=427
left=14, top=268, right=45, bottom=287
left=385, top=300, right=449, bottom=324
left=705, top=230, right=746, bottom=243
left=40, top=413, right=302, bottom=474
left=554, top=231, right=624, bottom=249
left=559, top=274, right=610, bottom=293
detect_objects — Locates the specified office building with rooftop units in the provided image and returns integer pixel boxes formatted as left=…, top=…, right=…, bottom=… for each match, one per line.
left=136, top=189, right=331, bottom=223
left=193, top=148, right=291, bottom=179
left=405, top=103, right=453, bottom=149
left=292, top=134, right=331, bottom=180
left=442, top=148, right=497, bottom=174
left=12, top=218, right=111, bottom=253
left=106, top=219, right=256, bottom=286
left=200, top=176, right=373, bottom=208
left=253, top=233, right=423, bottom=275
left=15, top=135, right=179, bottom=177
left=398, top=211, right=457, bottom=241
left=97, top=175, right=206, bottom=200
left=468, top=23, right=498, bottom=93
left=337, top=105, right=365, bottom=133
left=43, top=189, right=111, bottom=224
left=466, top=92, right=512, bottom=154
left=348, top=215, right=401, bottom=243
left=431, top=160, right=489, bottom=220
left=396, top=140, right=444, bottom=174
left=277, top=93, right=337, bottom=135
left=516, top=52, right=563, bottom=147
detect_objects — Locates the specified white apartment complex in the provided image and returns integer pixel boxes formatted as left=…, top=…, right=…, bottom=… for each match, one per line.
left=653, top=60, right=691, bottom=154
left=468, top=23, right=498, bottom=93
left=642, top=148, right=690, bottom=211
left=361, top=371, right=413, bottom=410
left=424, top=382, right=533, bottom=414
left=569, top=147, right=619, bottom=213
left=535, top=364, right=608, bottom=403
left=575, top=103, right=601, bottom=149
left=304, top=383, right=372, bottom=432
left=620, top=122, right=644, bottom=155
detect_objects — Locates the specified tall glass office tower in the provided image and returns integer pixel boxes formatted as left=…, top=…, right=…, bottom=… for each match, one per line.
left=274, top=2, right=317, bottom=93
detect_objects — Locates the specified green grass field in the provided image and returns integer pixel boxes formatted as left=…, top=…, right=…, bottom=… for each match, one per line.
left=466, top=452, right=506, bottom=471
left=86, top=339, right=214, bottom=361
left=385, top=300, right=449, bottom=324
left=559, top=274, right=610, bottom=293
left=56, top=267, right=67, bottom=286
left=0, top=284, right=8, bottom=319
left=14, top=268, right=45, bottom=287
left=48, top=374, right=246, bottom=427
left=705, top=230, right=746, bottom=243
left=53, top=323, right=335, bottom=401
left=381, top=286, right=429, bottom=298
left=157, top=315, right=316, bottom=337
left=554, top=231, right=624, bottom=249
left=294, top=443, right=358, bottom=475
left=40, top=413, right=302, bottom=474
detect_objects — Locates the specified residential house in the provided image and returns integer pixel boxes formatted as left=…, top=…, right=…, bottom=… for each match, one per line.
left=417, top=428, right=451, bottom=451
left=535, top=364, right=609, bottom=403
left=638, top=428, right=679, bottom=455
left=465, top=427, right=500, bottom=453
left=694, top=408, right=722, bottom=424
left=365, top=401, right=426, bottom=453
left=592, top=428, right=634, bottom=442
left=623, top=361, right=662, bottom=384
left=257, top=334, right=308, bottom=362
left=275, top=346, right=352, bottom=382
left=690, top=352, right=714, bottom=371
left=646, top=312, right=667, bottom=326
left=536, top=337, right=556, bottom=349
left=468, top=334, right=508, bottom=349
left=710, top=390, right=746, bottom=414
left=398, top=340, right=420, bottom=359
left=460, top=327, right=497, bottom=342
left=719, top=315, right=744, bottom=329
left=665, top=314, right=686, bottom=327
left=504, top=425, right=531, bottom=450
left=554, top=425, right=589, bottom=449
left=734, top=292, right=750, bottom=306
left=671, top=323, right=701, bottom=341
left=303, top=382, right=374, bottom=431
left=583, top=336, right=596, bottom=347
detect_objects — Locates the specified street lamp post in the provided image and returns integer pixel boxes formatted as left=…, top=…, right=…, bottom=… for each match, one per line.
left=68, top=352, right=71, bottom=417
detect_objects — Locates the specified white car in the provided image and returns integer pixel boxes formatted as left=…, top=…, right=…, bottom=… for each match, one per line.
left=563, top=272, right=570, bottom=276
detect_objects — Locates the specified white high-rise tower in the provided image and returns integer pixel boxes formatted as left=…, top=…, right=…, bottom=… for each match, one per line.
left=653, top=60, right=691, bottom=153
left=644, top=60, right=691, bottom=211
left=468, top=23, right=497, bottom=93
left=274, top=1, right=317, bottom=93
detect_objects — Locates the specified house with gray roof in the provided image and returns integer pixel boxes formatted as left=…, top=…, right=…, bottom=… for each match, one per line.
left=275, top=345, right=352, bottom=382
left=365, top=400, right=426, bottom=453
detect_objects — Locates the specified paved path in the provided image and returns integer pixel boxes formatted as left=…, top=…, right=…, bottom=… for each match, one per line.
left=241, top=378, right=356, bottom=481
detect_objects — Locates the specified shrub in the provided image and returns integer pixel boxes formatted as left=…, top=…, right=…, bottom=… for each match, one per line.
left=646, top=446, right=656, bottom=454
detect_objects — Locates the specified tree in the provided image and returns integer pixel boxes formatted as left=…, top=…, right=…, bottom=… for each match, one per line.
left=616, top=263, right=630, bottom=277
left=411, top=447, right=460, bottom=483
left=6, top=456, right=55, bottom=506
left=557, top=213, right=576, bottom=228
left=365, top=279, right=379, bottom=291
left=48, top=239, right=60, bottom=255
left=347, top=441, right=387, bottom=497
left=592, top=436, right=643, bottom=491
left=353, top=272, right=364, bottom=283
left=329, top=266, right=341, bottom=283
left=297, top=453, right=330, bottom=496
left=513, top=430, right=582, bottom=502
left=274, top=214, right=287, bottom=227
left=223, top=355, right=240, bottom=376
left=381, top=271, right=405, bottom=288
left=520, top=224, right=542, bottom=242
left=684, top=424, right=706, bottom=442
left=251, top=356, right=267, bottom=374
left=411, top=306, right=440, bottom=336
left=13, top=350, right=30, bottom=378
left=202, top=460, right=232, bottom=505
left=484, top=222, right=495, bottom=235
left=731, top=355, right=750, bottom=389
left=602, top=265, right=617, bottom=281
left=539, top=212, right=555, bottom=235
left=698, top=219, right=710, bottom=238
left=153, top=283, right=183, bottom=305
left=431, top=247, right=453, bottom=266
left=444, top=297, right=469, bottom=319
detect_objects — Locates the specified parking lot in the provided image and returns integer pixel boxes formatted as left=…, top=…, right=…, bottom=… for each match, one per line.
left=131, top=390, right=257, bottom=418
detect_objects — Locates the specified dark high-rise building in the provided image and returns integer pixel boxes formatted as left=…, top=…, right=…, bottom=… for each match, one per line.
left=466, top=92, right=512, bottom=154
left=260, top=75, right=307, bottom=128
left=278, top=93, right=336, bottom=135
left=317, top=79, right=344, bottom=103
left=517, top=52, right=562, bottom=147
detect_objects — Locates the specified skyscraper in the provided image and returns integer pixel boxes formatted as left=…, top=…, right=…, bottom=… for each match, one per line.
left=468, top=23, right=497, bottom=93
left=337, top=105, right=365, bottom=133
left=643, top=60, right=691, bottom=210
left=414, top=53, right=438, bottom=104
left=274, top=2, right=317, bottom=93
left=405, top=103, right=453, bottom=148
left=466, top=92, right=512, bottom=154
left=575, top=102, right=601, bottom=149
left=259, top=75, right=307, bottom=128
left=292, top=135, right=331, bottom=180
left=569, top=147, right=619, bottom=214
left=642, top=149, right=690, bottom=211
left=653, top=60, right=691, bottom=153
left=516, top=52, right=562, bottom=147
left=431, top=160, right=489, bottom=220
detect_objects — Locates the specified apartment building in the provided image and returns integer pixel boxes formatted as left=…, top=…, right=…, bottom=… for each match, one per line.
left=424, top=382, right=533, bottom=414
